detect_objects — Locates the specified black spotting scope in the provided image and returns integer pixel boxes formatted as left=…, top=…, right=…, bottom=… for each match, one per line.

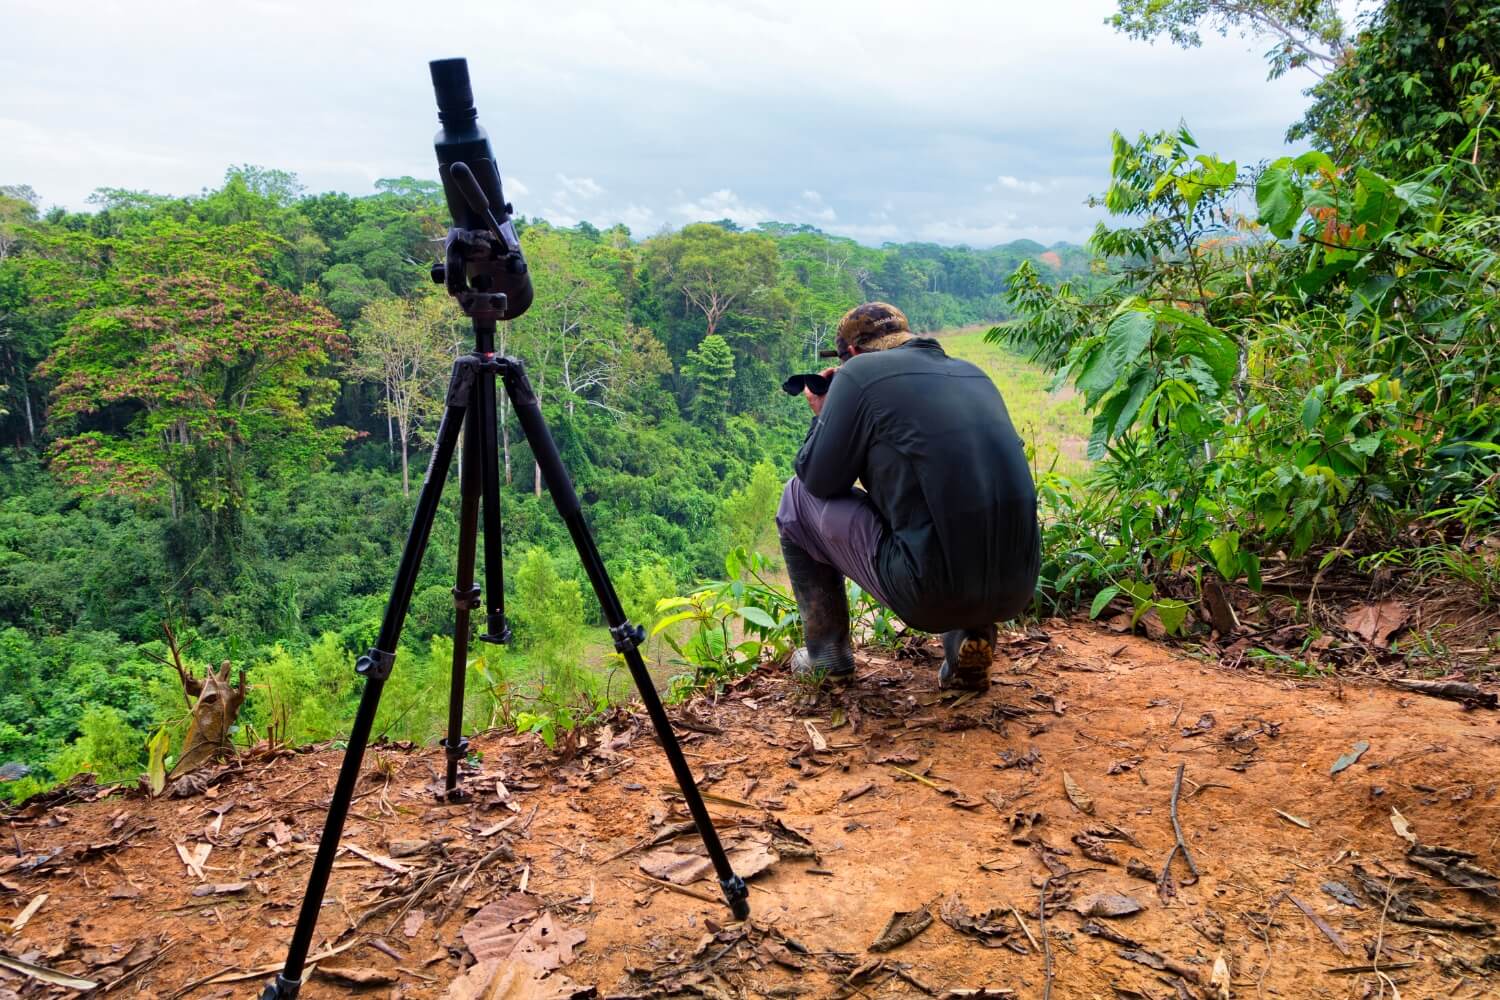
left=430, top=57, right=534, bottom=320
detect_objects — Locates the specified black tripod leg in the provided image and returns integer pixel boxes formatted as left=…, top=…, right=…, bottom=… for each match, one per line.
left=264, top=373, right=471, bottom=1000
left=474, top=319, right=511, bottom=644
left=442, top=397, right=483, bottom=798
left=499, top=357, right=750, bottom=921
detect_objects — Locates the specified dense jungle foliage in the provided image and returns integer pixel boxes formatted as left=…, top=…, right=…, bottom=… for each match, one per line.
left=2, top=0, right=1495, bottom=800
left=0, top=163, right=1087, bottom=794
left=1011, top=0, right=1500, bottom=645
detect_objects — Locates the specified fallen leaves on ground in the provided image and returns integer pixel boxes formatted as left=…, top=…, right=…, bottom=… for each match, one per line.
left=447, top=959, right=594, bottom=1000
left=638, top=834, right=777, bottom=885
left=1062, top=771, right=1094, bottom=815
left=462, top=893, right=587, bottom=971
left=1344, top=600, right=1409, bottom=646
left=939, top=896, right=1025, bottom=951
left=1074, top=892, right=1144, bottom=919
left=869, top=906, right=933, bottom=952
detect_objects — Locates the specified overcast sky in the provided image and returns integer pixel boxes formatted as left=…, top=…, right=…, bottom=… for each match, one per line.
left=3, top=0, right=1322, bottom=246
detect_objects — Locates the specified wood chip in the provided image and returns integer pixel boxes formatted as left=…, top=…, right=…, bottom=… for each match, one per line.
left=804, top=720, right=829, bottom=752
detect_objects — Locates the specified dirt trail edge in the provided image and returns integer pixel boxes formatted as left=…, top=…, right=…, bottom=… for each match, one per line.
left=4, top=621, right=1498, bottom=999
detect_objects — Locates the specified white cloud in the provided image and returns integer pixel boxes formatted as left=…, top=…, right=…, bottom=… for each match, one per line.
left=1, top=0, right=1320, bottom=246
left=991, top=175, right=1049, bottom=195
left=670, top=189, right=769, bottom=228
left=556, top=174, right=605, bottom=199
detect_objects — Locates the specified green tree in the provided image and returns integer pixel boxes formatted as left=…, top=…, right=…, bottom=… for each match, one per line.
left=1293, top=0, right=1499, bottom=175
left=721, top=459, right=783, bottom=552
left=682, top=334, right=735, bottom=428
left=348, top=291, right=464, bottom=495
left=643, top=223, right=779, bottom=339
left=1108, top=0, right=1347, bottom=78
left=33, top=221, right=350, bottom=524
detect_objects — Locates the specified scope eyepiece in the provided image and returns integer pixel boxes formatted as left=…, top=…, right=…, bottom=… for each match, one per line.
left=430, top=58, right=477, bottom=125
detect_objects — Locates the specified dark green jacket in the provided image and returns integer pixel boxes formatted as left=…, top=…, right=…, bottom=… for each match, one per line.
left=794, top=337, right=1039, bottom=630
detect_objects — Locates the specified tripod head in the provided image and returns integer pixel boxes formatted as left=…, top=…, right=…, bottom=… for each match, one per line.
left=429, top=58, right=533, bottom=322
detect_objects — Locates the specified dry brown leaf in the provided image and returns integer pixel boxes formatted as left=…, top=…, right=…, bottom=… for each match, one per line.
left=1274, top=809, right=1311, bottom=829
left=1343, top=600, right=1409, bottom=645
left=1073, top=892, right=1143, bottom=919
left=804, top=720, right=828, bottom=752
left=462, top=893, right=545, bottom=960
left=638, top=836, right=776, bottom=885
left=1062, top=771, right=1094, bottom=815
left=1391, top=807, right=1417, bottom=846
left=9, top=893, right=46, bottom=932
left=1210, top=952, right=1231, bottom=998
left=869, top=906, right=933, bottom=952
left=317, top=965, right=398, bottom=987
left=0, top=954, right=98, bottom=991
left=446, top=959, right=589, bottom=1000
left=404, top=909, right=427, bottom=939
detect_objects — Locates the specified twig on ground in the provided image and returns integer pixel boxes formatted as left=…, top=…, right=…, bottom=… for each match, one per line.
left=1010, top=904, right=1040, bottom=952
left=630, top=873, right=721, bottom=904
left=1373, top=874, right=1399, bottom=999
left=1039, top=877, right=1054, bottom=1000
left=1158, top=763, right=1201, bottom=894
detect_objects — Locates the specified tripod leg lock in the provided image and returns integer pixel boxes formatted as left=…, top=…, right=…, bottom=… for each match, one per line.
left=355, top=647, right=397, bottom=681
left=609, top=621, right=646, bottom=653
left=439, top=735, right=471, bottom=762
left=720, top=874, right=750, bottom=921
left=452, top=583, right=482, bottom=610
left=259, top=972, right=302, bottom=1000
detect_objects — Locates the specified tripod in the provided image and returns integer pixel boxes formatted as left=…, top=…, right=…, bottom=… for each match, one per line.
left=260, top=67, right=748, bottom=1000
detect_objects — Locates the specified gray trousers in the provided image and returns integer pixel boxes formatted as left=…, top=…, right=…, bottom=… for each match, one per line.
left=774, top=477, right=896, bottom=610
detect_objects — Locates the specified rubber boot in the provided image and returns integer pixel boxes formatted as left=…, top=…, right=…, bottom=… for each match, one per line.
left=781, top=538, right=855, bottom=681
left=939, top=624, right=997, bottom=690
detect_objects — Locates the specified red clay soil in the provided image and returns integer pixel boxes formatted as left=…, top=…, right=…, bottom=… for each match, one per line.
left=4, top=621, right=1499, bottom=999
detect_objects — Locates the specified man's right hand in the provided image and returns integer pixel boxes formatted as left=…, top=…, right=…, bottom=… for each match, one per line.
left=804, top=366, right=838, bottom=416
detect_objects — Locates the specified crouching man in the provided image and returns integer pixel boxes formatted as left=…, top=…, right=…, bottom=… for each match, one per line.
left=776, top=302, right=1041, bottom=690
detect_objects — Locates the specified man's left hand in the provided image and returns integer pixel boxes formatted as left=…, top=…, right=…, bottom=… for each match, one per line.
left=805, top=366, right=838, bottom=416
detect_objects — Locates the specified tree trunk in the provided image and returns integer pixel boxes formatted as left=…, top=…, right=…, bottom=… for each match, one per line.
left=535, top=461, right=542, bottom=498
left=502, top=407, right=512, bottom=485
left=20, top=374, right=34, bottom=443
left=171, top=660, right=248, bottom=776
left=401, top=435, right=410, bottom=497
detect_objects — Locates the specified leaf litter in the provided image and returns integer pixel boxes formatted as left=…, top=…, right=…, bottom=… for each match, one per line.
left=2, top=620, right=1497, bottom=998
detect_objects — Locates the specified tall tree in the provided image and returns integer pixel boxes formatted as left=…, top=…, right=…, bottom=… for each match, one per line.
left=682, top=334, right=735, bottom=428
left=348, top=291, right=464, bottom=495
left=32, top=221, right=349, bottom=526
left=643, top=224, right=779, bottom=340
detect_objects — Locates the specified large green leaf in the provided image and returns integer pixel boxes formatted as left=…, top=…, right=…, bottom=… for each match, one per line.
left=735, top=606, right=777, bottom=629
left=1256, top=160, right=1304, bottom=240
left=1075, top=305, right=1154, bottom=400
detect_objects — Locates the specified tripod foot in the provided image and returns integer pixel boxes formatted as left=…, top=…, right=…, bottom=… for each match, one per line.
left=721, top=874, right=750, bottom=921
left=259, top=973, right=301, bottom=1000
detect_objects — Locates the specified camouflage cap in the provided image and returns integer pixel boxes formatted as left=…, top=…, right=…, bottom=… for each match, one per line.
left=836, top=302, right=913, bottom=354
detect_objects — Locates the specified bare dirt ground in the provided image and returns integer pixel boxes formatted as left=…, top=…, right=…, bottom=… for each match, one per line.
left=4, top=621, right=1499, bottom=999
